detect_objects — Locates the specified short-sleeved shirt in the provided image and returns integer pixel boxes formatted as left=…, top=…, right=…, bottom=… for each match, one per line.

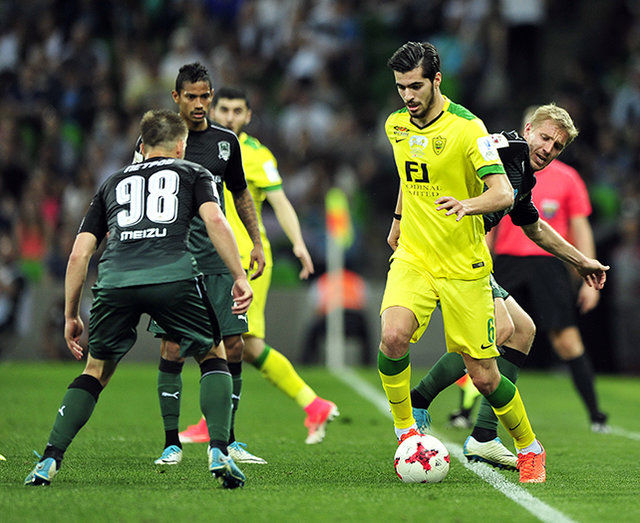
left=493, top=160, right=591, bottom=257
left=385, top=97, right=506, bottom=279
left=483, top=130, right=539, bottom=233
left=223, top=132, right=281, bottom=269
left=134, top=119, right=247, bottom=274
left=79, top=157, right=218, bottom=288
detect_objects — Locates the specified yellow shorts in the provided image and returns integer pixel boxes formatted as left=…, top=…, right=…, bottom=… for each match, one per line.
left=245, top=265, right=271, bottom=339
left=380, top=259, right=499, bottom=359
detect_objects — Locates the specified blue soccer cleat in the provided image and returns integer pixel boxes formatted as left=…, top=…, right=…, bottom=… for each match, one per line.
left=412, top=407, right=432, bottom=434
left=207, top=446, right=245, bottom=489
left=154, top=445, right=183, bottom=465
left=24, top=456, right=57, bottom=486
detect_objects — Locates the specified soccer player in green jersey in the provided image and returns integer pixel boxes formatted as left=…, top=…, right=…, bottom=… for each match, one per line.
left=163, top=87, right=338, bottom=457
left=378, top=41, right=546, bottom=483
left=25, top=110, right=251, bottom=488
left=140, top=64, right=265, bottom=466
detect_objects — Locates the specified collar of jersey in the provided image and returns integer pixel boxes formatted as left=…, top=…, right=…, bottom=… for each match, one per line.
left=408, top=96, right=449, bottom=130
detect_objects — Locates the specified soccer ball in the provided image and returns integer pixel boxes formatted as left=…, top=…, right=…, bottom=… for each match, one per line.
left=394, top=434, right=450, bottom=483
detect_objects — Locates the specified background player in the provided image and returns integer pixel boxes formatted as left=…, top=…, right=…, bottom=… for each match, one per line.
left=25, top=110, right=251, bottom=488
left=410, top=104, right=609, bottom=469
left=173, top=87, right=338, bottom=455
left=141, top=64, right=266, bottom=467
left=379, top=41, right=546, bottom=483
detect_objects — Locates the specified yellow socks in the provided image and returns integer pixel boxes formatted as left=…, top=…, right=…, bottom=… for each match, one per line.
left=486, top=375, right=536, bottom=449
left=378, top=351, right=414, bottom=429
left=254, top=345, right=316, bottom=408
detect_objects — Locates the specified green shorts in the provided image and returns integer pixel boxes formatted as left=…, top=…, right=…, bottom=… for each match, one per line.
left=490, top=274, right=510, bottom=300
left=148, top=272, right=248, bottom=341
left=89, top=279, right=220, bottom=361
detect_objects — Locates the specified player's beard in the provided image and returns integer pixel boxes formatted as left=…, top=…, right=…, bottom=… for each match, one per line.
left=409, top=83, right=435, bottom=121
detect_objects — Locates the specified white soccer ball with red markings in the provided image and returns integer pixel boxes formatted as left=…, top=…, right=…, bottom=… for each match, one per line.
left=394, top=434, right=450, bottom=483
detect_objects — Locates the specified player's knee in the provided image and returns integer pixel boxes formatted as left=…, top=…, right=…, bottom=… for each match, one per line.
left=468, top=371, right=497, bottom=396
left=496, top=316, right=515, bottom=346
left=161, top=339, right=182, bottom=361
left=380, top=326, right=410, bottom=358
left=224, top=335, right=244, bottom=363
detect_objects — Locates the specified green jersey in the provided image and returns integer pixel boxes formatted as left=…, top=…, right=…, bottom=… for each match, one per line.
left=80, top=157, right=219, bottom=288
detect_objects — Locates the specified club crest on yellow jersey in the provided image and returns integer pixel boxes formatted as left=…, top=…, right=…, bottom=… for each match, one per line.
left=432, top=136, right=446, bottom=155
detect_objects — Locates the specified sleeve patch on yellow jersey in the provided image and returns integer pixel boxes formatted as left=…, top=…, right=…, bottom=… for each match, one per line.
left=488, top=133, right=509, bottom=149
left=262, top=160, right=281, bottom=183
left=477, top=136, right=500, bottom=161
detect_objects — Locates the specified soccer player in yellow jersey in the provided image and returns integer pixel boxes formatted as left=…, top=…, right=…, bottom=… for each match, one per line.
left=177, top=87, right=338, bottom=456
left=379, top=42, right=546, bottom=483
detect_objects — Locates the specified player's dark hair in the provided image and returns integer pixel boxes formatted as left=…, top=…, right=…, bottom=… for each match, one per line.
left=175, top=62, right=212, bottom=92
left=213, top=86, right=251, bottom=109
left=140, top=109, right=188, bottom=148
left=387, top=42, right=440, bottom=81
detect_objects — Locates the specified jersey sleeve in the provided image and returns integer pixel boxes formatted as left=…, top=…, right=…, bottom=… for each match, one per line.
left=78, top=191, right=108, bottom=243
left=223, top=134, right=248, bottom=194
left=253, top=147, right=282, bottom=191
left=194, top=166, right=220, bottom=208
left=509, top=192, right=540, bottom=226
left=465, top=119, right=506, bottom=179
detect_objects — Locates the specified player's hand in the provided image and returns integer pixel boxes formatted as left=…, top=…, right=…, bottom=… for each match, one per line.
left=577, top=281, right=600, bottom=314
left=575, top=258, right=609, bottom=291
left=248, top=243, right=266, bottom=280
left=435, top=196, right=471, bottom=221
left=387, top=218, right=401, bottom=251
left=231, top=277, right=253, bottom=315
left=64, top=316, right=85, bottom=360
left=293, top=244, right=314, bottom=280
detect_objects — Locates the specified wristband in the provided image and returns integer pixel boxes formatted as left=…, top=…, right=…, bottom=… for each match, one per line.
left=393, top=213, right=402, bottom=220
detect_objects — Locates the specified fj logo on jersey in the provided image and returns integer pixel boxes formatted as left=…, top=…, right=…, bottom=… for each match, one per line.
left=218, top=141, right=231, bottom=161
left=432, top=136, right=446, bottom=155
left=409, top=135, right=428, bottom=159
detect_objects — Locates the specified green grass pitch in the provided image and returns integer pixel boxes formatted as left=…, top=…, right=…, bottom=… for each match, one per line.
left=1, top=361, right=639, bottom=522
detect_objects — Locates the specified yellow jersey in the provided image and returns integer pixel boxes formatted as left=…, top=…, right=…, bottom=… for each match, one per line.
left=223, top=132, right=282, bottom=269
left=385, top=97, right=506, bottom=279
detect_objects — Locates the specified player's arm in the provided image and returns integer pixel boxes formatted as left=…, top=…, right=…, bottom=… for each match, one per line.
left=224, top=135, right=265, bottom=279
left=520, top=218, right=609, bottom=290
left=265, top=188, right=314, bottom=279
left=64, top=232, right=97, bottom=360
left=199, top=201, right=253, bottom=314
left=387, top=185, right=402, bottom=251
left=436, top=173, right=513, bottom=221
left=231, top=188, right=265, bottom=279
left=570, top=215, right=603, bottom=312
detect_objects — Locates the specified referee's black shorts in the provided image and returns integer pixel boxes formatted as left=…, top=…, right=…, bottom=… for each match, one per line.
left=493, top=255, right=577, bottom=332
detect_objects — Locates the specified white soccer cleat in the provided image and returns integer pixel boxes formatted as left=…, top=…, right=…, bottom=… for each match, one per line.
left=154, top=445, right=183, bottom=465
left=463, top=436, right=518, bottom=471
left=228, top=441, right=267, bottom=464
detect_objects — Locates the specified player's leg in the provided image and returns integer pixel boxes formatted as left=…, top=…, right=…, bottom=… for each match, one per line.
left=244, top=267, right=337, bottom=445
left=178, top=273, right=249, bottom=444
left=152, top=279, right=244, bottom=488
left=379, top=260, right=437, bottom=441
left=154, top=338, right=185, bottom=464
left=440, top=276, right=544, bottom=483
left=549, top=325, right=608, bottom=431
left=26, top=287, right=138, bottom=485
left=465, top=295, right=535, bottom=469
left=411, top=275, right=514, bottom=431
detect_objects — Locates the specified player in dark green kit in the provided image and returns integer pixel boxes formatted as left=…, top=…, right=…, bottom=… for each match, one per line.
left=24, top=110, right=252, bottom=489
left=134, top=64, right=267, bottom=466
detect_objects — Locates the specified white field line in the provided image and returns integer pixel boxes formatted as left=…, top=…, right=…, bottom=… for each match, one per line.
left=608, top=426, right=640, bottom=441
left=333, top=368, right=575, bottom=523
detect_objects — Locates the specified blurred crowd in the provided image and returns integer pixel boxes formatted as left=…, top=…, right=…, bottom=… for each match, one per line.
left=0, top=0, right=639, bottom=369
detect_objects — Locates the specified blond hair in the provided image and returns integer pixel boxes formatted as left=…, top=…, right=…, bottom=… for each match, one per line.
left=522, top=103, right=579, bottom=145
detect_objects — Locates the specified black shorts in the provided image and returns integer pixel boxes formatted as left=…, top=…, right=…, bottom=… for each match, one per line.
left=493, top=255, right=576, bottom=331
left=89, top=278, right=221, bottom=361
